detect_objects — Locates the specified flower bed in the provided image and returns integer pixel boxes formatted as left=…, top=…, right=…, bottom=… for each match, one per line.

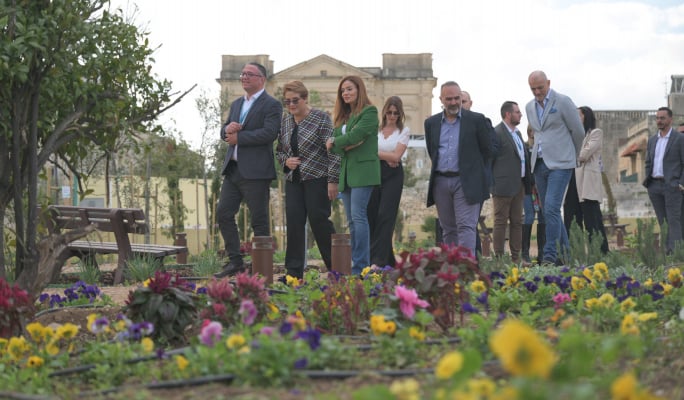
left=2, top=245, right=684, bottom=398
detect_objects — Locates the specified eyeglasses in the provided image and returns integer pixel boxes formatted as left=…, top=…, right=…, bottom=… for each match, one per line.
left=240, top=72, right=263, bottom=79
left=283, top=98, right=300, bottom=106
left=386, top=111, right=400, bottom=116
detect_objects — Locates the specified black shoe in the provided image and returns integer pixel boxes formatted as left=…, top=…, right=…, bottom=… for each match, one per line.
left=214, top=261, right=246, bottom=278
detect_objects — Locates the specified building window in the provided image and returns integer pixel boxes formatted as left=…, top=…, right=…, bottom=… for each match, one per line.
left=320, top=70, right=327, bottom=77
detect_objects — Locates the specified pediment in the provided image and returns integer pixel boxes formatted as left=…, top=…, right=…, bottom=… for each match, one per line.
left=274, top=54, right=374, bottom=80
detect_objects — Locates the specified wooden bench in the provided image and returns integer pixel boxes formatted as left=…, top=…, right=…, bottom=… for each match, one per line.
left=45, top=205, right=188, bottom=284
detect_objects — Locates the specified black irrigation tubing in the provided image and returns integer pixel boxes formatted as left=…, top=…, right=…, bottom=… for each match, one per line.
left=48, top=335, right=462, bottom=379
left=48, top=347, right=190, bottom=378
left=80, top=374, right=237, bottom=397
left=82, top=363, right=502, bottom=396
left=0, top=392, right=59, bottom=400
left=34, top=304, right=109, bottom=318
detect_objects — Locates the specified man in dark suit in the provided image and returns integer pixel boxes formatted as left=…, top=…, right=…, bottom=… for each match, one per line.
left=425, top=81, right=492, bottom=255
left=215, top=62, right=282, bottom=278
left=644, top=107, right=684, bottom=253
left=491, top=101, right=531, bottom=265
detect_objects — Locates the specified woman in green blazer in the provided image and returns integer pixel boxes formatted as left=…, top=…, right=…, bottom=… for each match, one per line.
left=326, top=76, right=380, bottom=274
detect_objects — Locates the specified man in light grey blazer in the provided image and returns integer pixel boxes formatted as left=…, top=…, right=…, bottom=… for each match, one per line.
left=526, top=71, right=584, bottom=265
left=644, top=107, right=684, bottom=253
left=215, top=62, right=282, bottom=278
left=491, top=101, right=531, bottom=264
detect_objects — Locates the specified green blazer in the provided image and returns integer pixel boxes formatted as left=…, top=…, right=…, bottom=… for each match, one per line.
left=331, top=105, right=380, bottom=191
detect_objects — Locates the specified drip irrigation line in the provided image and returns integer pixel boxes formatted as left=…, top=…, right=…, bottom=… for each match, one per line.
left=48, top=347, right=190, bottom=378
left=80, top=374, right=236, bottom=397
left=0, top=392, right=59, bottom=400
left=35, top=304, right=109, bottom=318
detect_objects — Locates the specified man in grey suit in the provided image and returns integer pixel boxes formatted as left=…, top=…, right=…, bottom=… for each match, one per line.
left=215, top=62, right=282, bottom=278
left=425, top=81, right=492, bottom=255
left=644, top=107, right=684, bottom=254
left=526, top=71, right=584, bottom=265
left=491, top=101, right=531, bottom=264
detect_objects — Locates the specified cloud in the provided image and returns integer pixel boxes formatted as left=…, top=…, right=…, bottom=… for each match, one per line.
left=110, top=0, right=684, bottom=143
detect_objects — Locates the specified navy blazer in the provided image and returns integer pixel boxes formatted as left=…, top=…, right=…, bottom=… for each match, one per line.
left=424, top=109, right=493, bottom=206
left=220, top=92, right=283, bottom=179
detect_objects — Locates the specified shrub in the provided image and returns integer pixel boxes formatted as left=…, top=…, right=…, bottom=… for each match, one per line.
left=391, top=245, right=489, bottom=331
left=0, top=278, right=34, bottom=339
left=124, top=271, right=198, bottom=345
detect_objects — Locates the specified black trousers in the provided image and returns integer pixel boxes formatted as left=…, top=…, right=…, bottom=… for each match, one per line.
left=563, top=171, right=583, bottom=232
left=217, top=162, right=271, bottom=263
left=285, top=176, right=335, bottom=278
left=368, top=161, right=403, bottom=267
left=580, top=200, right=609, bottom=253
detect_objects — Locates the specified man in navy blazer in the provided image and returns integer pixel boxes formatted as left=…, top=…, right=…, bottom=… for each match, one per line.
left=644, top=107, right=684, bottom=253
left=425, top=81, right=492, bottom=255
left=215, top=62, right=282, bottom=278
left=526, top=71, right=584, bottom=265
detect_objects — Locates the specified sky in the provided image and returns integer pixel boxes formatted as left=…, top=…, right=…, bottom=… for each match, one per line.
left=109, top=0, right=684, bottom=148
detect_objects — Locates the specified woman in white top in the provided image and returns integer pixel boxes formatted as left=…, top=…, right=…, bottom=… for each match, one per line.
left=368, top=96, right=410, bottom=267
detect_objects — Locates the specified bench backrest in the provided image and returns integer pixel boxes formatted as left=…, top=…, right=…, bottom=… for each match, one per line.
left=46, top=206, right=149, bottom=236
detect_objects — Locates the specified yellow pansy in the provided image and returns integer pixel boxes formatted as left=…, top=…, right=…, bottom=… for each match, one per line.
left=467, top=378, right=496, bottom=396
left=620, top=314, right=639, bottom=336
left=26, top=356, right=44, bottom=368
left=637, top=312, right=657, bottom=322
left=620, top=297, right=637, bottom=312
left=571, top=276, right=586, bottom=291
left=489, top=319, right=557, bottom=379
left=141, top=337, right=154, bottom=353
left=435, top=351, right=464, bottom=380
left=409, top=326, right=425, bottom=341
left=667, top=267, right=682, bottom=284
left=175, top=355, right=189, bottom=371
left=470, top=280, right=487, bottom=294
left=389, top=378, right=420, bottom=400
left=56, top=323, right=79, bottom=340
left=226, top=334, right=247, bottom=349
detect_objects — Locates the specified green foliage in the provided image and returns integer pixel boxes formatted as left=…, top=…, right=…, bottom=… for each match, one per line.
left=635, top=219, right=666, bottom=267
left=567, top=222, right=606, bottom=266
left=124, top=271, right=198, bottom=345
left=76, top=260, right=101, bottom=285
left=125, top=255, right=161, bottom=283
left=421, top=215, right=436, bottom=241
left=191, top=250, right=222, bottom=277
left=0, top=0, right=176, bottom=287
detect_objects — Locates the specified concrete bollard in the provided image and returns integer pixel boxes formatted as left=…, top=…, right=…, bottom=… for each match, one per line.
left=251, top=236, right=273, bottom=285
left=331, top=233, right=351, bottom=275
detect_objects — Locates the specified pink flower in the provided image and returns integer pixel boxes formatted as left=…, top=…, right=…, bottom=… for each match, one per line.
left=553, top=292, right=572, bottom=308
left=199, top=320, right=222, bottom=346
left=239, top=299, right=257, bottom=326
left=395, top=285, right=430, bottom=319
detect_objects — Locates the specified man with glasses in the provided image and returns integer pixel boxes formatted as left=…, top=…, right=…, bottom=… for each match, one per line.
left=526, top=70, right=584, bottom=266
left=215, top=62, right=282, bottom=278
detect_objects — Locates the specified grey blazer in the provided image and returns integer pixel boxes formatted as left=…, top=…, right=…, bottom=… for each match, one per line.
left=643, top=129, right=684, bottom=189
left=526, top=89, right=584, bottom=171
left=424, top=109, right=493, bottom=206
left=220, top=92, right=283, bottom=179
left=491, top=122, right=531, bottom=197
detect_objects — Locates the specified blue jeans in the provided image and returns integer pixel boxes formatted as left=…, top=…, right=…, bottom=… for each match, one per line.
left=533, top=160, right=571, bottom=263
left=340, top=186, right=374, bottom=275
left=523, top=194, right=545, bottom=225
